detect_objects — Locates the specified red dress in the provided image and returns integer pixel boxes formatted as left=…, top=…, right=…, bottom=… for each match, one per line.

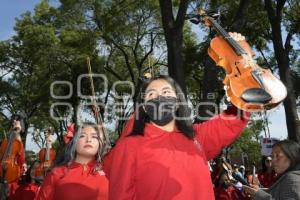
left=8, top=142, right=25, bottom=199
left=258, top=170, right=277, bottom=188
left=214, top=186, right=247, bottom=200
left=103, top=113, right=135, bottom=178
left=109, top=108, right=250, bottom=200
left=10, top=183, right=39, bottom=200
left=36, top=160, right=108, bottom=200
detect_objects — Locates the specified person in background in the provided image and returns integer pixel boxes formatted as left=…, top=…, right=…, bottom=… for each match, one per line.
left=214, top=171, right=247, bottom=200
left=239, top=165, right=246, bottom=177
left=257, top=156, right=277, bottom=188
left=10, top=160, right=41, bottom=200
left=0, top=113, right=26, bottom=199
left=36, top=123, right=108, bottom=200
left=232, top=164, right=248, bottom=186
left=243, top=140, right=300, bottom=200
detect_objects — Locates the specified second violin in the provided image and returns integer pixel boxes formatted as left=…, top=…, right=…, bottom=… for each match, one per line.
left=35, top=128, right=56, bottom=178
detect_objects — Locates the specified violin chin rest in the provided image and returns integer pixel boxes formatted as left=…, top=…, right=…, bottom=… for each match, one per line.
left=241, top=88, right=272, bottom=104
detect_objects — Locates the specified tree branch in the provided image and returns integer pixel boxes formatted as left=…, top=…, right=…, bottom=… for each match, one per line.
left=104, top=36, right=136, bottom=85
left=159, top=0, right=175, bottom=31
left=276, top=0, right=286, bottom=17
left=264, top=0, right=276, bottom=21
left=138, top=33, right=156, bottom=72
left=284, top=31, right=293, bottom=52
left=175, top=0, right=189, bottom=30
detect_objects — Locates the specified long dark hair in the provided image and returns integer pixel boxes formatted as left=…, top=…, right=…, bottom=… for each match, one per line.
left=130, top=75, right=195, bottom=139
left=56, top=123, right=105, bottom=170
left=273, top=139, right=300, bottom=172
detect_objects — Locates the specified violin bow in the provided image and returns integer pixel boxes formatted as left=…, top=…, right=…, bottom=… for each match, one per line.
left=86, top=57, right=111, bottom=150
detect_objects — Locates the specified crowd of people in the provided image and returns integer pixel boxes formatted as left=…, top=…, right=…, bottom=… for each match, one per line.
left=0, top=32, right=300, bottom=200
left=1, top=75, right=300, bottom=200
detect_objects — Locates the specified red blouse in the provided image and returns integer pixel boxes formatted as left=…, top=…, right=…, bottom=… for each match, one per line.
left=214, top=186, right=247, bottom=200
left=103, top=113, right=135, bottom=178
left=10, top=183, right=39, bottom=200
left=258, top=170, right=277, bottom=188
left=36, top=160, right=108, bottom=200
left=109, top=108, right=250, bottom=200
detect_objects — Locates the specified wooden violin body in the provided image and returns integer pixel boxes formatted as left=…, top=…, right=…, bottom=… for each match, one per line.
left=35, top=128, right=56, bottom=177
left=198, top=11, right=287, bottom=112
left=209, top=36, right=287, bottom=111
left=0, top=136, right=23, bottom=183
left=35, top=147, right=56, bottom=177
left=246, top=163, right=260, bottom=186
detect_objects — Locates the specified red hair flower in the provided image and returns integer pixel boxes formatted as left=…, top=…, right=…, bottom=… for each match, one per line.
left=63, top=123, right=76, bottom=144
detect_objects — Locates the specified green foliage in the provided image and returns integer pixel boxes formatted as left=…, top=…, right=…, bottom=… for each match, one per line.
left=230, top=119, right=264, bottom=164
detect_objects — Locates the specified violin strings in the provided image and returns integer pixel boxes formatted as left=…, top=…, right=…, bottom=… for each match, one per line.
left=209, top=17, right=246, bottom=55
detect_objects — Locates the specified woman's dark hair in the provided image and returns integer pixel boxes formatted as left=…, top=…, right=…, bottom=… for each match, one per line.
left=273, top=139, right=300, bottom=172
left=55, top=123, right=105, bottom=171
left=10, top=112, right=26, bottom=134
left=130, top=75, right=195, bottom=139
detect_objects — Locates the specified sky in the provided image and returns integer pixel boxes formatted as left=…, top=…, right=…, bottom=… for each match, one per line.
left=0, top=0, right=40, bottom=40
left=0, top=0, right=288, bottom=152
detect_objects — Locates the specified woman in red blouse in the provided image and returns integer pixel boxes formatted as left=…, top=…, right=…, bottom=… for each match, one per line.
left=109, top=73, right=250, bottom=200
left=257, top=156, right=277, bottom=188
left=36, top=123, right=108, bottom=200
left=10, top=160, right=41, bottom=200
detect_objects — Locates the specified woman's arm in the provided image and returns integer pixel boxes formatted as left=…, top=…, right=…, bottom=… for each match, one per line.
left=246, top=172, right=300, bottom=200
left=194, top=106, right=250, bottom=160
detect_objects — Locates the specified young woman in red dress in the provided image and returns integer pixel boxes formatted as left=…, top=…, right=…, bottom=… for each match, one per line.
left=36, top=123, right=108, bottom=200
left=109, top=72, right=251, bottom=200
left=257, top=156, right=277, bottom=188
left=10, top=160, right=41, bottom=200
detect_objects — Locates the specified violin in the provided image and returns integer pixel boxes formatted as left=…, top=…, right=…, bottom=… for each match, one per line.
left=0, top=129, right=24, bottom=183
left=221, top=161, right=235, bottom=181
left=191, top=10, right=287, bottom=112
left=246, top=163, right=260, bottom=186
left=35, top=128, right=56, bottom=177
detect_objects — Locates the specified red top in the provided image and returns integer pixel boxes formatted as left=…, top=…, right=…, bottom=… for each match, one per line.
left=103, top=113, right=135, bottom=178
left=35, top=160, right=108, bottom=200
left=109, top=108, right=250, bottom=200
left=258, top=170, right=277, bottom=188
left=8, top=181, right=20, bottom=199
left=214, top=186, right=247, bottom=200
left=10, top=183, right=39, bottom=200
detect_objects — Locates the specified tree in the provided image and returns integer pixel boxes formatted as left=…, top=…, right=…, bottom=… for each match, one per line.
left=229, top=119, right=264, bottom=166
left=0, top=0, right=168, bottom=146
left=159, top=0, right=189, bottom=95
left=264, top=0, right=300, bottom=142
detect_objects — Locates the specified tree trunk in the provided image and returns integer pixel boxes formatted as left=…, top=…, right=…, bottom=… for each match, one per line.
left=264, top=0, right=300, bottom=142
left=159, top=0, right=188, bottom=95
left=197, top=57, right=221, bottom=122
left=166, top=32, right=186, bottom=95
